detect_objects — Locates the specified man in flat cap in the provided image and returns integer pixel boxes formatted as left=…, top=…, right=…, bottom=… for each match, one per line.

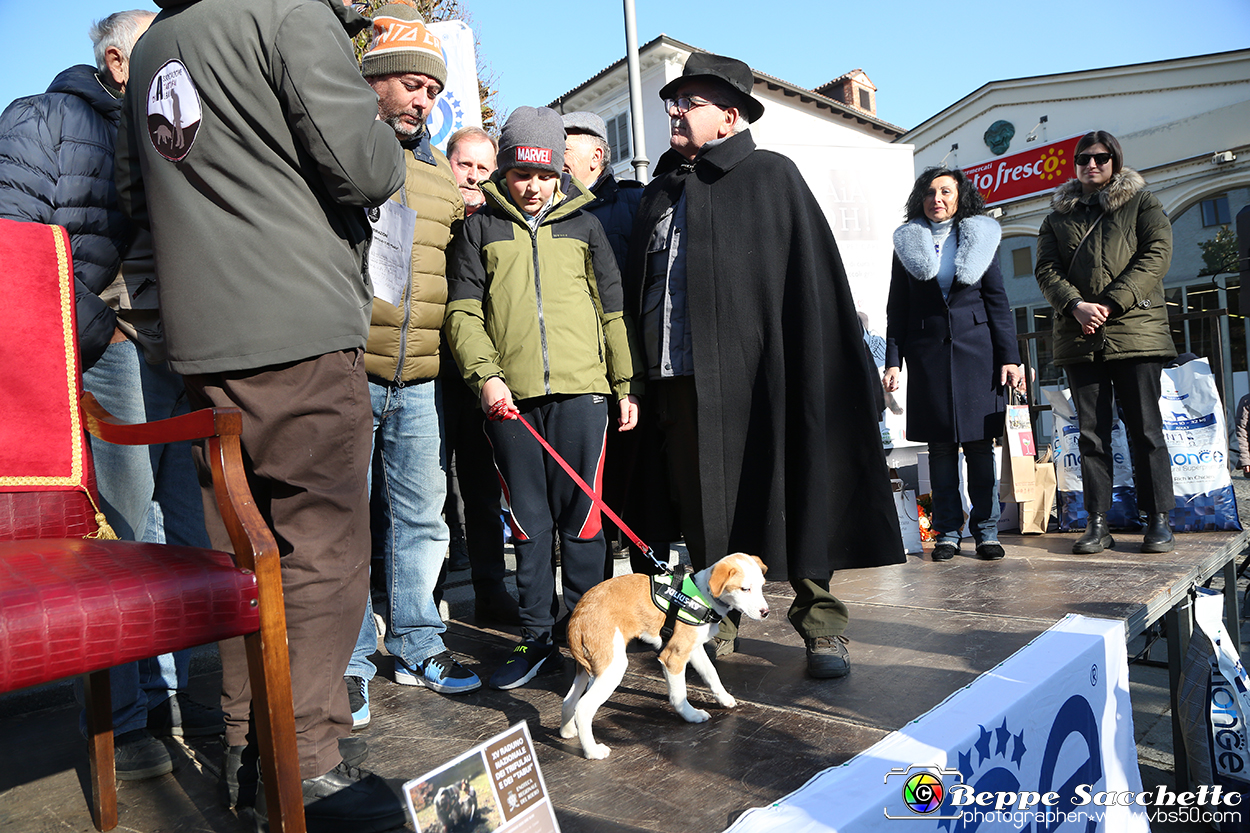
left=561, top=111, right=657, bottom=577
left=624, top=52, right=904, bottom=678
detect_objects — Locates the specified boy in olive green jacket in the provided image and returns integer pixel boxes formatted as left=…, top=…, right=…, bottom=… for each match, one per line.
left=445, top=106, right=642, bottom=690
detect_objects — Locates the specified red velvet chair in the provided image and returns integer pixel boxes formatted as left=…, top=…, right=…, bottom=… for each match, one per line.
left=0, top=219, right=305, bottom=832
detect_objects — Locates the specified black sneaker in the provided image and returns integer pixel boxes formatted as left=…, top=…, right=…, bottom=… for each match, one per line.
left=448, top=536, right=471, bottom=571
left=345, top=675, right=370, bottom=729
left=488, top=637, right=563, bottom=690
left=114, top=728, right=173, bottom=781
left=395, top=651, right=482, bottom=694
left=250, top=760, right=406, bottom=833
left=148, top=692, right=226, bottom=738
left=931, top=543, right=958, bottom=561
left=806, top=635, right=851, bottom=679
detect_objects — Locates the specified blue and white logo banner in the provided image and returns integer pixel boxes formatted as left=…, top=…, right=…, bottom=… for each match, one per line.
left=427, top=20, right=481, bottom=152
left=726, top=615, right=1154, bottom=832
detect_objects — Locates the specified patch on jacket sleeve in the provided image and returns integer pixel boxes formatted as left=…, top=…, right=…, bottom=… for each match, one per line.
left=145, top=60, right=202, bottom=163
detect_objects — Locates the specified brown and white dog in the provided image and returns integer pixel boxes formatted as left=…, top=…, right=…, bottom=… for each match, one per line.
left=559, top=553, right=769, bottom=759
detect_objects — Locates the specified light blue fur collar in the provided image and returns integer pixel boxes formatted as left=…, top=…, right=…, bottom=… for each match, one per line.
left=892, top=215, right=1002, bottom=287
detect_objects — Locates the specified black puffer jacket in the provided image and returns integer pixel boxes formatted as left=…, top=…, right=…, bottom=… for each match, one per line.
left=0, top=65, right=130, bottom=369
left=583, top=172, right=642, bottom=272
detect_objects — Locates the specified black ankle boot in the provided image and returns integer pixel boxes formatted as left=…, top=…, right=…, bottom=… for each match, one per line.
left=1141, top=512, right=1175, bottom=553
left=1072, top=512, right=1114, bottom=554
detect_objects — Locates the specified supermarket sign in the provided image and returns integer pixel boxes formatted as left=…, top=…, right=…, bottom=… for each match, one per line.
left=963, top=134, right=1082, bottom=206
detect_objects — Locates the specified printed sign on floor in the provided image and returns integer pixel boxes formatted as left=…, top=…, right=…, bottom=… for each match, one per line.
left=403, top=721, right=560, bottom=833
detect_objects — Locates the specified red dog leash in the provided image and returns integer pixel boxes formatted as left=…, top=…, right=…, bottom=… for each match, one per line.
left=487, top=399, right=669, bottom=574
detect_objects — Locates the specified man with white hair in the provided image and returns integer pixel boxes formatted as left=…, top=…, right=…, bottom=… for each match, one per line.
left=0, top=8, right=224, bottom=781
left=561, top=111, right=642, bottom=272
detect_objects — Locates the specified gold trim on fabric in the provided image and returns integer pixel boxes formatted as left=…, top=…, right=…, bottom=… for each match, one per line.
left=0, top=224, right=87, bottom=489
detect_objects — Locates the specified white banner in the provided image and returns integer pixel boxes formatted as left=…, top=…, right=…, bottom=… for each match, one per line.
left=427, top=20, right=481, bottom=152
left=726, top=615, right=1150, bottom=832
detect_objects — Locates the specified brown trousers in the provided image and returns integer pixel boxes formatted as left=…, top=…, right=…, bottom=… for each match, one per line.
left=187, top=349, right=372, bottom=779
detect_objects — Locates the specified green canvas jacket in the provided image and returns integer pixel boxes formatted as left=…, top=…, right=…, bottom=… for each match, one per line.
left=1036, top=168, right=1175, bottom=366
left=445, top=172, right=642, bottom=401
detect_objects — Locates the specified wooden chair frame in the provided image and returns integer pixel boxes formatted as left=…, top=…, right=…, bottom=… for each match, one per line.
left=75, top=393, right=306, bottom=833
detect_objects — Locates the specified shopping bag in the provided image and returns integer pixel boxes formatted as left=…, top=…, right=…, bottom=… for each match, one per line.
left=891, top=479, right=922, bottom=554
left=1160, top=358, right=1242, bottom=531
left=1177, top=587, right=1250, bottom=830
left=1000, top=396, right=1037, bottom=502
left=1044, top=388, right=1139, bottom=530
left=1020, top=448, right=1056, bottom=534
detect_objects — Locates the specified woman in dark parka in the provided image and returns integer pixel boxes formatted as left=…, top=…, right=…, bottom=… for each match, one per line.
left=885, top=168, right=1024, bottom=561
left=1035, top=131, right=1175, bottom=555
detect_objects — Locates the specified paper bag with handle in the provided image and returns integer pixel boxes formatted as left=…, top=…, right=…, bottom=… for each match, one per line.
left=1000, top=390, right=1036, bottom=503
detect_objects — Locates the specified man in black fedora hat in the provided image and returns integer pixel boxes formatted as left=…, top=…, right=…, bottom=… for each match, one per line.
left=623, top=52, right=904, bottom=678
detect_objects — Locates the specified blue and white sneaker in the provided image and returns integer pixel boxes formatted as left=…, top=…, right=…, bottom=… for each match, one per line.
left=394, top=651, right=481, bottom=694
left=488, top=637, right=563, bottom=690
left=345, top=675, right=370, bottom=730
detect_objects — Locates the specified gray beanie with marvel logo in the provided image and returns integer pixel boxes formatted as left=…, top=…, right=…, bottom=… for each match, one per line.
left=497, top=106, right=565, bottom=175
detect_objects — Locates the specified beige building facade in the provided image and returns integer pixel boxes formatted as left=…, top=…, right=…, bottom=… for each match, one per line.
left=899, top=50, right=1250, bottom=424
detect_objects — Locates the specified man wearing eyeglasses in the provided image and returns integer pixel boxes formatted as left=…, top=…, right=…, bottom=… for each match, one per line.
left=624, top=53, right=905, bottom=680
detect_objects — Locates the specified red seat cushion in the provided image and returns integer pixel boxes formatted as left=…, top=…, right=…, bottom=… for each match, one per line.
left=0, top=539, right=259, bottom=693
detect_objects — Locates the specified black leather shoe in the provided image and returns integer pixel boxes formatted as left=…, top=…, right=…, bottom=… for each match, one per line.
left=475, top=586, right=522, bottom=626
left=225, top=737, right=367, bottom=811
left=148, top=692, right=225, bottom=738
left=1072, top=513, right=1114, bottom=554
left=1141, top=512, right=1175, bottom=553
left=250, top=760, right=406, bottom=833
left=931, top=543, right=958, bottom=561
left=975, top=542, right=1005, bottom=561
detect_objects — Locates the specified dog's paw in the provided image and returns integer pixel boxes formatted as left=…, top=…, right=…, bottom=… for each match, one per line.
left=681, top=707, right=710, bottom=724
left=559, top=723, right=576, bottom=739
left=584, top=742, right=611, bottom=760
left=715, top=693, right=737, bottom=708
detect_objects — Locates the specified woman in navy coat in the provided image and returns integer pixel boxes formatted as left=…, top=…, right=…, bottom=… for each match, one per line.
left=884, top=168, right=1024, bottom=561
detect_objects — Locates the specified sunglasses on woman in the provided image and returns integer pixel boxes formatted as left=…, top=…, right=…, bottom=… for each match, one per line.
left=1075, top=152, right=1113, bottom=167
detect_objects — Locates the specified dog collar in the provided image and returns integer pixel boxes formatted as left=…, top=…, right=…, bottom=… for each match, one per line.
left=650, top=568, right=723, bottom=628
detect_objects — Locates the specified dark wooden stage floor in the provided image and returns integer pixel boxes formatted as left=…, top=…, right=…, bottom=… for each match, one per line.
left=1, top=530, right=1244, bottom=832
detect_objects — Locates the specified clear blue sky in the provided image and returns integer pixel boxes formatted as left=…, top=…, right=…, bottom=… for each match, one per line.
left=0, top=0, right=1246, bottom=132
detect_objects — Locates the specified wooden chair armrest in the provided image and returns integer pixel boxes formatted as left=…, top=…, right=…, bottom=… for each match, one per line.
left=82, top=391, right=240, bottom=446
left=80, top=391, right=277, bottom=574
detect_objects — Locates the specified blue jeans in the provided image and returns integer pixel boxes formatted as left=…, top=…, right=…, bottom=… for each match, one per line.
left=80, top=339, right=208, bottom=734
left=928, top=439, right=1001, bottom=547
left=348, top=378, right=450, bottom=679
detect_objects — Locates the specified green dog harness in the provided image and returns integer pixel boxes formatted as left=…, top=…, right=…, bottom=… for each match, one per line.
left=650, top=566, right=722, bottom=643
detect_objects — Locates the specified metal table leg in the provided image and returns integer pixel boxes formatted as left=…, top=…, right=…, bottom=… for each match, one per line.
left=1167, top=592, right=1194, bottom=792
left=1224, top=559, right=1242, bottom=655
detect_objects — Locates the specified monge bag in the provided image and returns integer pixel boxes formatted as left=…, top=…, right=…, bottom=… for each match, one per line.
left=1044, top=388, right=1139, bottom=531
left=1160, top=358, right=1242, bottom=531
left=1178, top=587, right=1250, bottom=831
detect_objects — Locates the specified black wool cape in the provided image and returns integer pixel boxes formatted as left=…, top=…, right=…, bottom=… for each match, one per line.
left=624, top=131, right=905, bottom=582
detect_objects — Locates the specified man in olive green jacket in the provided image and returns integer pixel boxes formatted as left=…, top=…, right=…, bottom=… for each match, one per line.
left=344, top=4, right=480, bottom=728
